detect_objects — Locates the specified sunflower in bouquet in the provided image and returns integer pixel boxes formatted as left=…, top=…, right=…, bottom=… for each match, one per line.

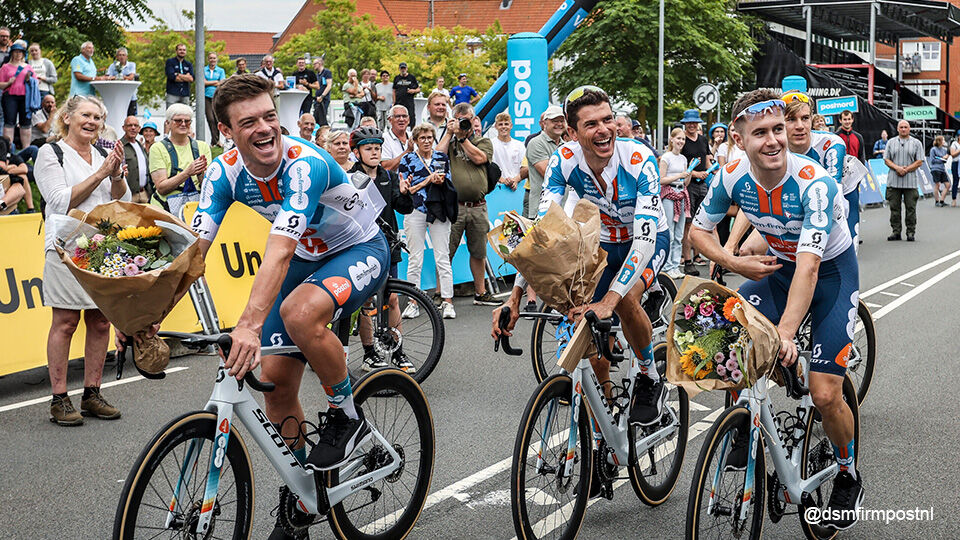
left=71, top=218, right=176, bottom=277
left=673, top=289, right=752, bottom=383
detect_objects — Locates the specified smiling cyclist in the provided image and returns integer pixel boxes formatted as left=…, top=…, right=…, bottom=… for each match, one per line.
left=187, top=75, right=390, bottom=539
left=493, top=86, right=670, bottom=427
left=689, top=89, right=863, bottom=531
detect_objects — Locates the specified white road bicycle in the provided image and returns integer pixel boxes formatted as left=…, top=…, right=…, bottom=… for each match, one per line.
left=112, top=320, right=435, bottom=540
left=685, top=353, right=860, bottom=540
left=506, top=310, right=690, bottom=540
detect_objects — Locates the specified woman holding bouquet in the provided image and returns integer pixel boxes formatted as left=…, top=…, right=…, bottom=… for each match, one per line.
left=35, top=95, right=130, bottom=426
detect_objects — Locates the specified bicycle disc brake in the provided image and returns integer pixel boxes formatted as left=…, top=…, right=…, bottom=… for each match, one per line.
left=374, top=327, right=402, bottom=357
left=278, top=486, right=317, bottom=535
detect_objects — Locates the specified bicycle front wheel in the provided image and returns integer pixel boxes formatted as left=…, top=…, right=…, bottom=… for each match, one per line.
left=327, top=368, right=435, bottom=540
left=685, top=406, right=765, bottom=540
left=511, top=374, right=592, bottom=540
left=629, top=342, right=689, bottom=506
left=113, top=411, right=254, bottom=540
left=848, top=300, right=876, bottom=405
left=347, top=280, right=444, bottom=385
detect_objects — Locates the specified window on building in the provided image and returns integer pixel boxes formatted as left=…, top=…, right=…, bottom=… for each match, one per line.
left=902, top=42, right=941, bottom=72
left=904, top=79, right=940, bottom=107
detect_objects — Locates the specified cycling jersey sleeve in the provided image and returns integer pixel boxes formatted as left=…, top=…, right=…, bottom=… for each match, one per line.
left=270, top=156, right=332, bottom=240
left=609, top=155, right=661, bottom=298
left=823, top=141, right=845, bottom=187
left=192, top=159, right=234, bottom=242
left=692, top=170, right=731, bottom=231
left=536, top=152, right=566, bottom=218
left=797, top=178, right=837, bottom=258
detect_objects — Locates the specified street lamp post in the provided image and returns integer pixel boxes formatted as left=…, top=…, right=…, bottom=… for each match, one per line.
left=657, top=0, right=664, bottom=151
left=195, top=0, right=206, bottom=141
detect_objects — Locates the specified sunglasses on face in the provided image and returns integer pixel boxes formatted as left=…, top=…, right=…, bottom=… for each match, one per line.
left=733, top=99, right=786, bottom=123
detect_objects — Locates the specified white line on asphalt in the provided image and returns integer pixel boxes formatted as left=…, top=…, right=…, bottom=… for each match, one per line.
left=872, top=259, right=960, bottom=321
left=0, top=367, right=189, bottom=414
left=861, top=249, right=960, bottom=298
left=900, top=282, right=915, bottom=287
left=864, top=302, right=882, bottom=309
left=878, top=291, right=900, bottom=297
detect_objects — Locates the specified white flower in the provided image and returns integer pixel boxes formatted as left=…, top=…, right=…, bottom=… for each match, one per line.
left=76, top=235, right=89, bottom=250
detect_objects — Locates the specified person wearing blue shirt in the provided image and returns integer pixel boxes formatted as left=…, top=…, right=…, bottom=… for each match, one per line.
left=69, top=42, right=98, bottom=97
left=105, top=47, right=139, bottom=116
left=450, top=73, right=479, bottom=105
left=164, top=43, right=193, bottom=107
left=872, top=130, right=887, bottom=159
left=202, top=52, right=226, bottom=146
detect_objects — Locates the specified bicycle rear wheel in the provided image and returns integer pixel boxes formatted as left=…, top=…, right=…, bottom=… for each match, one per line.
left=347, top=280, right=444, bottom=385
left=685, top=406, right=765, bottom=540
left=327, top=368, right=435, bottom=540
left=113, top=411, right=254, bottom=540
left=531, top=304, right=565, bottom=384
left=511, top=374, right=592, bottom=540
left=629, top=342, right=689, bottom=506
left=797, top=375, right=860, bottom=540
left=847, top=300, right=876, bottom=405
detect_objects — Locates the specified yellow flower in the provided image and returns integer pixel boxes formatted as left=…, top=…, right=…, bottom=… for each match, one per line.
left=680, top=345, right=707, bottom=377
left=117, top=226, right=163, bottom=240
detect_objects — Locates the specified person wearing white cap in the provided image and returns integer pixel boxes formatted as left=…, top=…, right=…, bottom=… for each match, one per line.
left=523, top=105, right=566, bottom=218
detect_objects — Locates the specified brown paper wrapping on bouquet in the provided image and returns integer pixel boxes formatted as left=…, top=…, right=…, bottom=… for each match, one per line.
left=665, top=276, right=783, bottom=398
left=488, top=199, right=608, bottom=315
left=55, top=201, right=205, bottom=374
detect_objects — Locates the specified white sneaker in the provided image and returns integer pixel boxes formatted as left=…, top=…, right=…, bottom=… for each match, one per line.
left=667, top=269, right=684, bottom=280
left=441, top=301, right=456, bottom=319
left=402, top=302, right=420, bottom=319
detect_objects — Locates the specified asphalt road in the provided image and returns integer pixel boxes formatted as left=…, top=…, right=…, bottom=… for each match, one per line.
left=2, top=198, right=959, bottom=539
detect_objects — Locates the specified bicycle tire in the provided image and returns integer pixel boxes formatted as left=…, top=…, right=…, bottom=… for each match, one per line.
left=848, top=300, right=876, bottom=405
left=685, top=406, right=765, bottom=540
left=628, top=342, right=689, bottom=506
left=348, top=280, right=444, bottom=385
left=511, top=374, right=592, bottom=540
left=113, top=411, right=254, bottom=540
left=797, top=375, right=860, bottom=540
left=327, top=368, right=435, bottom=540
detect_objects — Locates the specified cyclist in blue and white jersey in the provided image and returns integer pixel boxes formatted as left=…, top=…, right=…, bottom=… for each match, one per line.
left=690, top=89, right=863, bottom=531
left=492, top=86, right=671, bottom=427
left=188, top=75, right=390, bottom=499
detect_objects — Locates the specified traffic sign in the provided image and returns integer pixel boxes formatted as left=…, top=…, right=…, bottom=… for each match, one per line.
left=694, top=83, right=719, bottom=111
left=816, top=95, right=859, bottom=116
left=903, top=106, right=937, bottom=121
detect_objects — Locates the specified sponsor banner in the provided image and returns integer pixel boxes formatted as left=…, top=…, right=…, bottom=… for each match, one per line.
left=507, top=33, right=550, bottom=141
left=867, top=158, right=934, bottom=199
left=859, top=161, right=884, bottom=205
left=816, top=95, right=859, bottom=116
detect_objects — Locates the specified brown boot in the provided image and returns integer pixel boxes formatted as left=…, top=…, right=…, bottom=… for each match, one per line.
left=50, top=395, right=83, bottom=426
left=80, top=388, right=121, bottom=420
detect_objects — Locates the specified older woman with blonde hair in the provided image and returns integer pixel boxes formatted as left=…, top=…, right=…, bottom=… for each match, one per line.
left=325, top=129, right=353, bottom=170
left=34, top=95, right=130, bottom=426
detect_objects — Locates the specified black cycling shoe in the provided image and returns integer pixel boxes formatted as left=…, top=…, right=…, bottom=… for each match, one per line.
left=304, top=408, right=371, bottom=472
left=629, top=375, right=666, bottom=426
left=822, top=471, right=864, bottom=531
left=723, top=427, right=749, bottom=472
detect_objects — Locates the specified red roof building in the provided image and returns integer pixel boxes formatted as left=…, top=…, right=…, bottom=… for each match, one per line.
left=273, top=0, right=558, bottom=50
left=127, top=30, right=278, bottom=57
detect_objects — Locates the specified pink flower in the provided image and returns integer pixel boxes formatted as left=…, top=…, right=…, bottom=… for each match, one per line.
left=134, top=255, right=148, bottom=267
left=716, top=364, right=727, bottom=377
left=730, top=369, right=743, bottom=382
left=92, top=234, right=105, bottom=244
left=714, top=352, right=725, bottom=364
left=123, top=263, right=140, bottom=276
left=684, top=304, right=696, bottom=319
left=699, top=302, right=714, bottom=317
left=726, top=358, right=738, bottom=371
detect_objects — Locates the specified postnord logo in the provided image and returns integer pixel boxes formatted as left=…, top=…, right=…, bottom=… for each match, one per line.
left=726, top=159, right=741, bottom=173
left=799, top=165, right=816, bottom=180
left=322, top=276, right=352, bottom=306
left=288, top=146, right=302, bottom=160
left=222, top=149, right=239, bottom=166
left=561, top=147, right=574, bottom=159
left=630, top=152, right=643, bottom=165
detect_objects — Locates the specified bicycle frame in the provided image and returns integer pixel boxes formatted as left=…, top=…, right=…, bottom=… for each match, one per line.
left=707, top=356, right=837, bottom=522
left=165, top=353, right=403, bottom=537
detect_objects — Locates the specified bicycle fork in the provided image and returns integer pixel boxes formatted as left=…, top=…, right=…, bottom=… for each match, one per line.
left=706, top=399, right=761, bottom=527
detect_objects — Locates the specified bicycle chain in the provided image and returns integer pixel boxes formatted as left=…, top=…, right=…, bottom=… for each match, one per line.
left=277, top=486, right=317, bottom=536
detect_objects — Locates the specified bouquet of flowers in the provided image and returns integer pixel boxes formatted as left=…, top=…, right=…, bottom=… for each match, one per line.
left=51, top=201, right=205, bottom=375
left=666, top=276, right=781, bottom=396
left=492, top=211, right=538, bottom=257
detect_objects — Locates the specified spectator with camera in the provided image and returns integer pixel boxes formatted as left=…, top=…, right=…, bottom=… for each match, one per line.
left=105, top=47, right=139, bottom=116
left=442, top=103, right=498, bottom=306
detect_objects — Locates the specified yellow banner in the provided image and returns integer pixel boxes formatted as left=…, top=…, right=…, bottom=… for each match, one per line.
left=0, top=204, right=270, bottom=376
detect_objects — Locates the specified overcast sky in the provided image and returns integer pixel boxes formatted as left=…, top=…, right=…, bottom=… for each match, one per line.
left=128, top=0, right=305, bottom=33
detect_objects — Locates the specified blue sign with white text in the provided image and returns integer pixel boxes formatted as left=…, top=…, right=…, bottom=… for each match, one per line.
left=816, top=95, right=859, bottom=116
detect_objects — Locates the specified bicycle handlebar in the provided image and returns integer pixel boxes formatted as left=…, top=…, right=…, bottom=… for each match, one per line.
left=494, top=307, right=523, bottom=356
left=156, top=331, right=276, bottom=392
left=117, top=337, right=167, bottom=381
left=584, top=311, right=624, bottom=363
left=777, top=363, right=809, bottom=399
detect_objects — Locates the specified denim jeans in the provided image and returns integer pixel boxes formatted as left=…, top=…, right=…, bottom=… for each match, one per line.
left=662, top=198, right=686, bottom=273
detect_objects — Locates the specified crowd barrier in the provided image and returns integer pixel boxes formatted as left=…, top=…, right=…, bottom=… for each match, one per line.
left=866, top=158, right=935, bottom=202
left=0, top=184, right=525, bottom=376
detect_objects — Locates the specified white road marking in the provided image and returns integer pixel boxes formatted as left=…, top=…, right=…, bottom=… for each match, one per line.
left=0, top=367, right=189, bottom=414
left=900, top=282, right=915, bottom=288
left=878, top=291, right=900, bottom=297
left=872, top=259, right=960, bottom=321
left=864, top=302, right=882, bottom=309
left=861, top=248, right=960, bottom=298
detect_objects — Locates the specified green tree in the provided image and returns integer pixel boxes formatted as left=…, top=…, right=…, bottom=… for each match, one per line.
left=380, top=23, right=508, bottom=95
left=552, top=0, right=761, bottom=133
left=273, top=0, right=394, bottom=84
left=123, top=14, right=234, bottom=108
left=0, top=0, right=151, bottom=58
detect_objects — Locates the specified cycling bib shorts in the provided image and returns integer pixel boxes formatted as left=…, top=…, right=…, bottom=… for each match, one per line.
left=738, top=245, right=858, bottom=377
left=593, top=230, right=670, bottom=303
left=262, top=232, right=390, bottom=360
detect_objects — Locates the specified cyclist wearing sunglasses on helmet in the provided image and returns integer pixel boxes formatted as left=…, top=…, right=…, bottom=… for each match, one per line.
left=689, top=88, right=863, bottom=531
left=493, top=86, right=671, bottom=429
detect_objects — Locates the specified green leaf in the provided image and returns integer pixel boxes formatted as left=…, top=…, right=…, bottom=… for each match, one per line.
left=158, top=239, right=171, bottom=257
left=148, top=259, right=166, bottom=270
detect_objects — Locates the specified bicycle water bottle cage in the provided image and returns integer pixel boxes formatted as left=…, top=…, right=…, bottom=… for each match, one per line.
left=495, top=307, right=523, bottom=356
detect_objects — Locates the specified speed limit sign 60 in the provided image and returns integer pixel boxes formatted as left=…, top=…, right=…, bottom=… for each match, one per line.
left=694, top=83, right=719, bottom=112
